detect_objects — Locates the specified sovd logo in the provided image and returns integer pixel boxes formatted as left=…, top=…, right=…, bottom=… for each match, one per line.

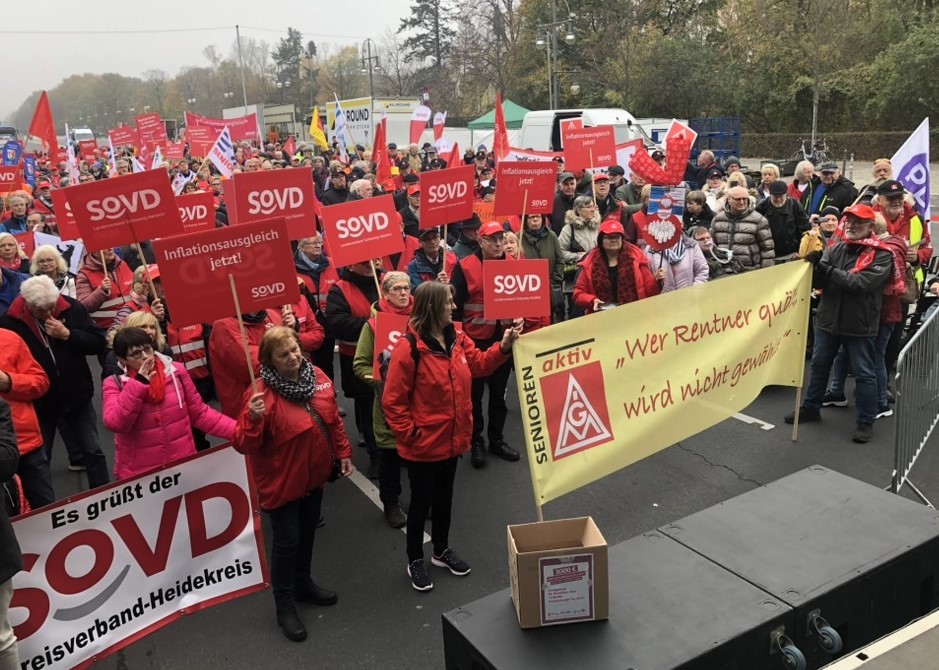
left=247, top=187, right=303, bottom=215
left=494, top=274, right=542, bottom=295
left=335, top=212, right=389, bottom=239
left=179, top=205, right=207, bottom=223
left=0, top=172, right=14, bottom=183
left=427, top=182, right=467, bottom=204
left=87, top=190, right=161, bottom=222
left=250, top=282, right=286, bottom=298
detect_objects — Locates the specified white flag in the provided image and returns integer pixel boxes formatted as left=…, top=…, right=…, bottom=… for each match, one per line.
left=171, top=170, right=195, bottom=195
left=150, top=145, right=164, bottom=171
left=108, top=137, right=119, bottom=178
left=64, top=124, right=80, bottom=185
left=131, top=156, right=146, bottom=173
left=891, top=118, right=931, bottom=222
left=207, top=126, right=236, bottom=178
left=333, top=95, right=349, bottom=163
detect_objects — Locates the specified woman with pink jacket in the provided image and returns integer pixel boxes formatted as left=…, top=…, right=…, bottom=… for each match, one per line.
left=103, top=327, right=236, bottom=480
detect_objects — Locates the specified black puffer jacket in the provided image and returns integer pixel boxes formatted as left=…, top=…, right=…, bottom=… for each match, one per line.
left=710, top=202, right=775, bottom=270
left=756, top=197, right=811, bottom=258
left=0, top=398, right=22, bottom=584
left=814, top=241, right=892, bottom=337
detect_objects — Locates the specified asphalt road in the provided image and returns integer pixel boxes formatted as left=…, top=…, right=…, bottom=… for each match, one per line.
left=32, top=347, right=938, bottom=670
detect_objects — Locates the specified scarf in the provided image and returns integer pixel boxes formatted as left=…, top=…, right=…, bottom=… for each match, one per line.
left=128, top=359, right=166, bottom=404
left=843, top=234, right=907, bottom=296
left=664, top=237, right=692, bottom=265
left=260, top=357, right=316, bottom=403
left=590, top=247, right=638, bottom=305
left=296, top=250, right=329, bottom=275
left=377, top=295, right=413, bottom=317
left=0, top=257, right=21, bottom=271
left=242, top=311, right=269, bottom=324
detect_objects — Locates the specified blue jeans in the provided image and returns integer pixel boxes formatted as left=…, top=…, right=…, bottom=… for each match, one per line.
left=828, top=347, right=849, bottom=395
left=266, top=487, right=323, bottom=612
left=40, top=400, right=110, bottom=489
left=875, top=323, right=898, bottom=407
left=806, top=328, right=878, bottom=425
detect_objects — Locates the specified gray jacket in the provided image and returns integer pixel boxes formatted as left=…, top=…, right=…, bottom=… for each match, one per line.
left=710, top=202, right=775, bottom=270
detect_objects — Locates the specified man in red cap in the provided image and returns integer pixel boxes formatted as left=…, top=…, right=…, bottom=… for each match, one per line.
left=450, top=221, right=523, bottom=468
left=786, top=203, right=899, bottom=444
left=32, top=181, right=55, bottom=217
left=398, top=184, right=421, bottom=238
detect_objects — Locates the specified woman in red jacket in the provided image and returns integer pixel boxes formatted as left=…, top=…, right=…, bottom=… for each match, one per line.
left=382, top=282, right=520, bottom=592
left=236, top=327, right=353, bottom=643
left=573, top=220, right=661, bottom=315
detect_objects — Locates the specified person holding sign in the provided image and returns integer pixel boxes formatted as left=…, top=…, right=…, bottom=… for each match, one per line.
left=451, top=222, right=525, bottom=468
left=573, top=220, right=661, bottom=315
left=520, top=214, right=566, bottom=323
left=103, top=327, right=236, bottom=480
left=235, top=327, right=354, bottom=642
left=75, top=248, right=135, bottom=333
left=352, top=272, right=414, bottom=528
left=382, top=282, right=520, bottom=592
left=407, top=228, right=457, bottom=293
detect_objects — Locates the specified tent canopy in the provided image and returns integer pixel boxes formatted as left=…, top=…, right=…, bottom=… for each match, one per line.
left=467, top=99, right=530, bottom=130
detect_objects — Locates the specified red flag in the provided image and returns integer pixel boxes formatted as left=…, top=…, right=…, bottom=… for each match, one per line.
left=446, top=142, right=461, bottom=169
left=283, top=136, right=297, bottom=158
left=373, top=114, right=393, bottom=184
left=493, top=93, right=509, bottom=162
left=27, top=91, right=59, bottom=159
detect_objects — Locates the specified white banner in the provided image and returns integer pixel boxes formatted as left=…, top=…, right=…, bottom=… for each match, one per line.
left=891, top=118, right=931, bottom=222
left=10, top=446, right=267, bottom=670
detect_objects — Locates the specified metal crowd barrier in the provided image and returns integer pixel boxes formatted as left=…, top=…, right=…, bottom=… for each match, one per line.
left=891, top=305, right=939, bottom=507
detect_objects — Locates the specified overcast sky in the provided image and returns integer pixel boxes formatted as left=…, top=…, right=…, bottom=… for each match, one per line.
left=1, top=0, right=413, bottom=120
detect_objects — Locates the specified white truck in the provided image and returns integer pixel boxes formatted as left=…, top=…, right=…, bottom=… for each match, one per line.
left=516, top=109, right=677, bottom=152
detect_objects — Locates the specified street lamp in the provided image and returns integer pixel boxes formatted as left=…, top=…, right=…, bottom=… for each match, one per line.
left=534, top=0, right=576, bottom=109
left=276, top=80, right=291, bottom=103
left=187, top=97, right=197, bottom=110
left=224, top=91, right=234, bottom=100
left=360, top=38, right=380, bottom=102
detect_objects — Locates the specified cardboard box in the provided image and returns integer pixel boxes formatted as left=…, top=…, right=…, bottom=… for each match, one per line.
left=507, top=516, right=609, bottom=628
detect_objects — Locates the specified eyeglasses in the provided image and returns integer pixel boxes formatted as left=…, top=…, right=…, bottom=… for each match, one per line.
left=125, top=345, right=154, bottom=361
left=729, top=197, right=750, bottom=202
left=387, top=285, right=410, bottom=293
left=302, top=240, right=324, bottom=247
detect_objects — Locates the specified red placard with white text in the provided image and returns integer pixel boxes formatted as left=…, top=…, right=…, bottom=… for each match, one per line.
left=419, top=165, right=475, bottom=228
left=187, top=126, right=216, bottom=157
left=320, top=195, right=403, bottom=267
left=493, top=162, right=557, bottom=216
left=186, top=111, right=259, bottom=143
left=372, top=312, right=411, bottom=381
left=79, top=140, right=98, bottom=162
left=560, top=117, right=583, bottom=134
left=64, top=169, right=185, bottom=252
left=13, top=231, right=35, bottom=259
left=153, top=218, right=299, bottom=327
left=231, top=168, right=317, bottom=240
left=483, top=258, right=551, bottom=320
left=10, top=446, right=267, bottom=670
left=163, top=142, right=186, bottom=161
left=136, top=112, right=168, bottom=149
left=176, top=191, right=215, bottom=233
left=0, top=166, right=22, bottom=192
left=562, top=126, right=617, bottom=171
left=49, top=188, right=80, bottom=239
left=108, top=126, right=139, bottom=148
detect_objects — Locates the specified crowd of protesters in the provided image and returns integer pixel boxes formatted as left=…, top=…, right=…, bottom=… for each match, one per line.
left=0, top=129, right=935, bottom=653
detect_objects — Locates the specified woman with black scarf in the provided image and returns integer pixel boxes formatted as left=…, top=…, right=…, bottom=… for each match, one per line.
left=234, top=327, right=354, bottom=643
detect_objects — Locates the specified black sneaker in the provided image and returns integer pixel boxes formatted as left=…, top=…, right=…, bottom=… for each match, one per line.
left=488, top=440, right=520, bottom=462
left=408, top=559, right=434, bottom=591
left=470, top=441, right=487, bottom=468
left=852, top=423, right=873, bottom=443
left=432, top=548, right=472, bottom=576
left=784, top=406, right=821, bottom=424
left=822, top=392, right=848, bottom=407
left=875, top=406, right=893, bottom=420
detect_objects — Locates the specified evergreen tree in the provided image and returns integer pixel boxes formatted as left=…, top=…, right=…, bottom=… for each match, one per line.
left=398, top=0, right=456, bottom=68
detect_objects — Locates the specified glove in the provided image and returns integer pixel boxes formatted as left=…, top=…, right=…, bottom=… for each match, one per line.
left=803, top=250, right=823, bottom=266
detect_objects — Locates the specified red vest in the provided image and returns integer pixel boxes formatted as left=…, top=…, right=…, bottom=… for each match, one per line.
left=382, top=235, right=421, bottom=272
left=458, top=254, right=500, bottom=342
left=334, top=279, right=374, bottom=356
left=167, top=323, right=209, bottom=380
left=298, top=263, right=340, bottom=315
left=80, top=262, right=135, bottom=330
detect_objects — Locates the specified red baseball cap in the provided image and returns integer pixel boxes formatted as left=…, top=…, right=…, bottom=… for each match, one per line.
left=37, top=180, right=52, bottom=189
left=407, top=184, right=420, bottom=196
left=598, top=220, right=625, bottom=236
left=844, top=204, right=876, bottom=221
left=479, top=221, right=506, bottom=237
left=593, top=172, right=610, bottom=181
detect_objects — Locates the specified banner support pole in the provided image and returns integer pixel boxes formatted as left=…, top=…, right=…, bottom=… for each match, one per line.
left=229, top=273, right=258, bottom=393
left=589, top=150, right=596, bottom=204
left=371, top=260, right=382, bottom=295
left=536, top=504, right=544, bottom=523
left=127, top=219, right=158, bottom=300
left=791, top=386, right=802, bottom=442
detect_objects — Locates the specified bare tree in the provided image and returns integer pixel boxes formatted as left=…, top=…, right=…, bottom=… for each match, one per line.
left=378, top=30, right=417, bottom=96
left=143, top=69, right=168, bottom=116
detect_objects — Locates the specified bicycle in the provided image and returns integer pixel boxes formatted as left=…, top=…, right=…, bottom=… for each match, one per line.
left=796, top=137, right=832, bottom=166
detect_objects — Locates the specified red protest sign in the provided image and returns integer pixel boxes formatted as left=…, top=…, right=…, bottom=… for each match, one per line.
left=135, top=113, right=167, bottom=147
left=482, top=258, right=551, bottom=321
left=493, top=162, right=557, bottom=216
left=562, top=126, right=617, bottom=171
left=419, top=165, right=475, bottom=228
left=108, top=126, right=138, bottom=148
left=64, top=169, right=184, bottom=252
left=187, top=126, right=216, bottom=157
left=231, top=168, right=317, bottom=240
left=78, top=140, right=98, bottom=162
left=152, top=218, right=299, bottom=328
left=372, top=312, right=411, bottom=381
left=163, top=142, right=186, bottom=161
left=49, top=188, right=79, bottom=239
left=186, top=111, right=259, bottom=143
left=176, top=191, right=215, bottom=234
left=0, top=166, right=22, bottom=192
left=320, top=195, right=403, bottom=267
left=13, top=231, right=35, bottom=259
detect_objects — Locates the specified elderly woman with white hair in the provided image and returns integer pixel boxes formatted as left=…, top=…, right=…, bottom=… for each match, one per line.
left=0, top=275, right=109, bottom=487
left=30, top=245, right=75, bottom=298
left=788, top=160, right=816, bottom=208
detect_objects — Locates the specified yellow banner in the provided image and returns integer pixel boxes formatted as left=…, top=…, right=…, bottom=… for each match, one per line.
left=513, top=262, right=812, bottom=506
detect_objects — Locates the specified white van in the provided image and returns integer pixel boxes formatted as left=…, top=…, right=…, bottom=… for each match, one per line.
left=516, top=108, right=655, bottom=152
